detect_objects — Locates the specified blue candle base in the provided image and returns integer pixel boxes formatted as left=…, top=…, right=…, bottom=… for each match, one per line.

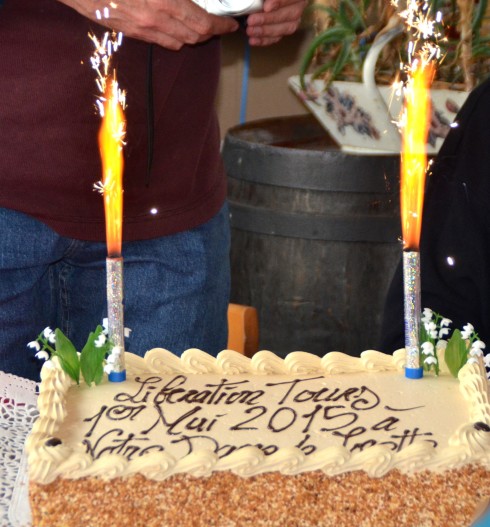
left=109, top=370, right=127, bottom=382
left=405, top=367, right=423, bottom=379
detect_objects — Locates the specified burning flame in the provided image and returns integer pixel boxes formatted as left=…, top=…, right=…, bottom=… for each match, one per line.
left=99, top=77, right=126, bottom=257
left=400, top=61, right=434, bottom=251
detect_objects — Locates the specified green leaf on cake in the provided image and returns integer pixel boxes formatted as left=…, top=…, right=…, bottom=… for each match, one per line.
left=444, top=329, right=468, bottom=378
left=80, top=325, right=107, bottom=387
left=54, top=329, right=80, bottom=384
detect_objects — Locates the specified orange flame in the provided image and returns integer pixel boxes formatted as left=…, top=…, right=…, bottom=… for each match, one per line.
left=401, top=61, right=434, bottom=251
left=99, top=78, right=125, bottom=257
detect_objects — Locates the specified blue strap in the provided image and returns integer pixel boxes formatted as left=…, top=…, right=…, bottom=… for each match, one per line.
left=239, top=38, right=251, bottom=124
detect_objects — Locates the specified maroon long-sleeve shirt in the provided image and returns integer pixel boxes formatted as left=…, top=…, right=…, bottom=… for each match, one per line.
left=0, top=0, right=226, bottom=241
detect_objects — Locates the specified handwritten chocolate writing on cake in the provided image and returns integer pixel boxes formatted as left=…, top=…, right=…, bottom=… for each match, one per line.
left=81, top=375, right=436, bottom=461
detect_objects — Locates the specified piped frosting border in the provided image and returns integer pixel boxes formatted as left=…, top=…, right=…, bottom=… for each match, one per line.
left=26, top=348, right=490, bottom=483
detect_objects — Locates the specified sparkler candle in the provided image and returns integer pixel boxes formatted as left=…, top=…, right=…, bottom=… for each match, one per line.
left=99, top=77, right=127, bottom=382
left=401, top=61, right=434, bottom=379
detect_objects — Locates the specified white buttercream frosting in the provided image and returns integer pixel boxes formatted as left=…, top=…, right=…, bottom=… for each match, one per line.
left=27, top=349, right=490, bottom=484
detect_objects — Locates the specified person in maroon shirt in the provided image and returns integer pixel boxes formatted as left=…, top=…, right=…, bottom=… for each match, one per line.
left=0, top=0, right=307, bottom=380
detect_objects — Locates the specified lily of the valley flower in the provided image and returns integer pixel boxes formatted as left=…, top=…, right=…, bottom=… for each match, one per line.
left=424, top=321, right=438, bottom=340
left=424, top=321, right=436, bottom=332
left=472, top=340, right=485, bottom=351
left=106, top=353, right=116, bottom=365
left=470, top=340, right=486, bottom=357
left=421, top=341, right=435, bottom=355
left=27, top=341, right=41, bottom=352
left=106, top=345, right=122, bottom=364
left=424, top=356, right=437, bottom=366
left=461, top=323, right=475, bottom=340
left=30, top=321, right=118, bottom=385
left=111, top=345, right=122, bottom=358
left=420, top=309, right=488, bottom=378
left=43, top=327, right=56, bottom=344
left=104, top=345, right=122, bottom=375
left=94, top=333, right=107, bottom=348
left=35, top=350, right=50, bottom=361
left=438, top=327, right=450, bottom=339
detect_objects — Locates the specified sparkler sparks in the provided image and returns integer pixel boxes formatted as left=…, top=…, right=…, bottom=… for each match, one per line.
left=93, top=180, right=107, bottom=194
left=394, top=0, right=437, bottom=255
left=392, top=0, right=442, bottom=64
left=392, top=0, right=440, bottom=380
left=90, top=28, right=126, bottom=254
left=99, top=78, right=125, bottom=258
left=89, top=31, right=125, bottom=117
left=400, top=61, right=434, bottom=251
left=400, top=61, right=433, bottom=380
left=90, top=24, right=127, bottom=382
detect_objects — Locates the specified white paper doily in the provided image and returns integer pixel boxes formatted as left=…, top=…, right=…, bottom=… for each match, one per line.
left=0, top=371, right=38, bottom=527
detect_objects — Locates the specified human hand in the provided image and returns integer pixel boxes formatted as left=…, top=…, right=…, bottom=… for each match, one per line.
left=245, top=0, right=307, bottom=46
left=57, top=0, right=239, bottom=50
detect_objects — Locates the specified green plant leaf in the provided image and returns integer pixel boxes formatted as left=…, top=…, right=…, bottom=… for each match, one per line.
left=337, top=3, right=355, bottom=30
left=472, top=0, right=487, bottom=32
left=299, top=26, right=351, bottom=89
left=54, top=329, right=80, bottom=384
left=301, top=0, right=490, bottom=89
left=332, top=38, right=355, bottom=78
left=340, top=0, right=365, bottom=30
left=419, top=323, right=429, bottom=344
left=80, top=325, right=107, bottom=387
left=471, top=41, right=490, bottom=57
left=444, top=329, right=468, bottom=378
left=312, top=60, right=338, bottom=80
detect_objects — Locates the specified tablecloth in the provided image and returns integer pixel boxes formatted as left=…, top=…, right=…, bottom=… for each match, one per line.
left=0, top=371, right=38, bottom=527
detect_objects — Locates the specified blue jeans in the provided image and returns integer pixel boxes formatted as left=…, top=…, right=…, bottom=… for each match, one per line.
left=0, top=205, right=230, bottom=380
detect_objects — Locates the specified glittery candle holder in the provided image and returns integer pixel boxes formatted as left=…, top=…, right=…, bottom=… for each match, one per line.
left=403, top=250, right=423, bottom=379
left=106, top=257, right=126, bottom=382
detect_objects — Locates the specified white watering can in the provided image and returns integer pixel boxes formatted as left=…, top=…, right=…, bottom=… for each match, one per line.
left=289, top=25, right=469, bottom=155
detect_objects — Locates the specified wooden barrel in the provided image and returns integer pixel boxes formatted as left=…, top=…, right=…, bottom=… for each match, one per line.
left=222, top=114, right=402, bottom=357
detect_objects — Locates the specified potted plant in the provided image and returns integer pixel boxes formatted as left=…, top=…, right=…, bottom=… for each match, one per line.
left=301, top=0, right=490, bottom=89
left=288, top=0, right=490, bottom=153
